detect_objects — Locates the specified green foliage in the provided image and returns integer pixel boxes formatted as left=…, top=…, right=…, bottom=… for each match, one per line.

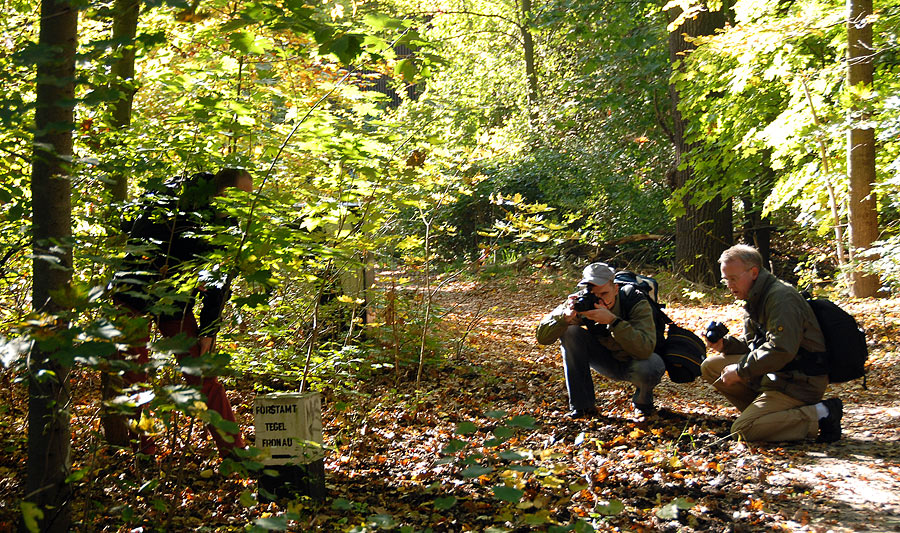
left=671, top=0, right=900, bottom=280
left=389, top=0, right=677, bottom=264
left=431, top=147, right=672, bottom=262
left=594, top=499, right=624, bottom=516
left=7, top=0, right=900, bottom=525
left=866, top=235, right=900, bottom=293
left=656, top=497, right=696, bottom=519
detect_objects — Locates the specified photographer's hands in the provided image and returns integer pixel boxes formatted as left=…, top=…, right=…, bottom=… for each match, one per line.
left=566, top=293, right=617, bottom=325
left=705, top=338, right=724, bottom=353
left=719, top=363, right=743, bottom=385
left=580, top=306, right=617, bottom=325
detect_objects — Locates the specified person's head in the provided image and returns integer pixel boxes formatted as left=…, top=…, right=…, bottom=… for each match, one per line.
left=578, top=262, right=618, bottom=309
left=718, top=244, right=762, bottom=300
left=214, top=168, right=253, bottom=195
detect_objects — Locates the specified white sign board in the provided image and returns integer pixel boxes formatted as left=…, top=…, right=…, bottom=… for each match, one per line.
left=253, top=392, right=324, bottom=466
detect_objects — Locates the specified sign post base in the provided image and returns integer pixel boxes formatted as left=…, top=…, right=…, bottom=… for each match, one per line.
left=258, top=459, right=326, bottom=502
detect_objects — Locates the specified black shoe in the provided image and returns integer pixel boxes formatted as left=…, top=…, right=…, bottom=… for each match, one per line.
left=566, top=407, right=598, bottom=419
left=816, top=398, right=843, bottom=443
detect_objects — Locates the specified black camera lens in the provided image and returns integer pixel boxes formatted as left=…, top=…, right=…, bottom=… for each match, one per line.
left=572, top=289, right=600, bottom=312
left=705, top=320, right=729, bottom=343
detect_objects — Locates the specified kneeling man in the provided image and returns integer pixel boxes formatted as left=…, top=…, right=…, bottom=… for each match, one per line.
left=537, top=263, right=665, bottom=418
left=703, top=245, right=843, bottom=442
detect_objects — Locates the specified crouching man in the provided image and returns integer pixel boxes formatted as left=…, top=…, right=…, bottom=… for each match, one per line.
left=703, top=244, right=843, bottom=443
left=536, top=263, right=665, bottom=419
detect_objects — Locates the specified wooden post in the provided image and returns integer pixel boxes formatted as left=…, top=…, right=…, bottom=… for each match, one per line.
left=254, top=392, right=326, bottom=501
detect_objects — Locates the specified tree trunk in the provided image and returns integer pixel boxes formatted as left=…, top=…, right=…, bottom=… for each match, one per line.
left=742, top=195, right=771, bottom=268
left=520, top=0, right=539, bottom=123
left=105, top=0, right=141, bottom=202
left=101, top=0, right=142, bottom=445
left=666, top=4, right=732, bottom=285
left=741, top=160, right=776, bottom=270
left=847, top=0, right=879, bottom=297
left=25, top=0, right=77, bottom=530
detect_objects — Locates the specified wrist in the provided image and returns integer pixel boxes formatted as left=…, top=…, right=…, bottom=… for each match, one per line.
left=610, top=317, right=622, bottom=328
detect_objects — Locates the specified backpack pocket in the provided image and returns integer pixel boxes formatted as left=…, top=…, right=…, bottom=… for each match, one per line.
left=661, top=324, right=706, bottom=383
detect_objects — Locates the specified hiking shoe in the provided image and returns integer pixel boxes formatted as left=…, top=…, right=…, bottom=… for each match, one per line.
left=633, top=403, right=656, bottom=417
left=816, top=398, right=843, bottom=443
left=632, top=388, right=655, bottom=417
left=566, top=407, right=598, bottom=419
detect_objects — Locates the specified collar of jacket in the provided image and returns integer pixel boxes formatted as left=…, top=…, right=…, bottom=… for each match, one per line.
left=744, top=268, right=776, bottom=318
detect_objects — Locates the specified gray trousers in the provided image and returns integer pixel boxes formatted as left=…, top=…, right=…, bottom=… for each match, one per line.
left=560, top=325, right=665, bottom=411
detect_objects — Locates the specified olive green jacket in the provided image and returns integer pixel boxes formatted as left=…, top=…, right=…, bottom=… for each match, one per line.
left=535, top=286, right=657, bottom=361
left=721, top=268, right=828, bottom=403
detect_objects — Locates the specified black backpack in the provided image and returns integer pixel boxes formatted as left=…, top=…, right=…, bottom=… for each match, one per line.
left=802, top=294, right=868, bottom=384
left=615, top=271, right=706, bottom=383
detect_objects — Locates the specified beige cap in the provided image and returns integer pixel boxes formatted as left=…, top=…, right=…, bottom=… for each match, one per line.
left=578, top=262, right=615, bottom=286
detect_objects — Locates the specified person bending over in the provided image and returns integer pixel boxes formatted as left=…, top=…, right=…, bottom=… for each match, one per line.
left=108, top=168, right=252, bottom=456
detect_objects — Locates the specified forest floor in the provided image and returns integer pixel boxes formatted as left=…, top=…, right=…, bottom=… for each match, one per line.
left=1, top=267, right=899, bottom=532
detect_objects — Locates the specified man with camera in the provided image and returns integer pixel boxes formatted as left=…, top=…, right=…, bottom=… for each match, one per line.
left=536, top=263, right=665, bottom=419
left=701, top=244, right=843, bottom=442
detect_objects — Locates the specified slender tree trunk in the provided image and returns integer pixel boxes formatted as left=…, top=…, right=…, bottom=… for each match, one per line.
left=741, top=159, right=776, bottom=269
left=520, top=0, right=539, bottom=123
left=105, top=0, right=141, bottom=203
left=741, top=195, right=771, bottom=268
left=666, top=4, right=732, bottom=285
left=847, top=0, right=879, bottom=297
left=801, top=77, right=849, bottom=279
left=101, top=0, right=141, bottom=446
left=25, top=0, right=77, bottom=530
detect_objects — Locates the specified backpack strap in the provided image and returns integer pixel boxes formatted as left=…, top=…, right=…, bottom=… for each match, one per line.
left=618, top=283, right=670, bottom=354
left=619, top=283, right=672, bottom=324
left=618, top=284, right=643, bottom=320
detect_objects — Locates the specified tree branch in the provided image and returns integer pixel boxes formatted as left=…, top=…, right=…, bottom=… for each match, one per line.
left=409, top=9, right=519, bottom=27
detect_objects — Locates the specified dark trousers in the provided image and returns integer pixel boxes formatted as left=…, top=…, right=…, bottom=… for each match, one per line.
left=560, top=325, right=665, bottom=411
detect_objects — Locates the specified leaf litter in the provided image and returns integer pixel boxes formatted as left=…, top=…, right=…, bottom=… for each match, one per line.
left=0, top=269, right=898, bottom=531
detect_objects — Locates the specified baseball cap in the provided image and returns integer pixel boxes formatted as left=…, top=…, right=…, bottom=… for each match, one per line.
left=578, top=262, right=615, bottom=287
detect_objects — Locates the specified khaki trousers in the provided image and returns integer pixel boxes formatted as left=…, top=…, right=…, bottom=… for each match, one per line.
left=701, top=353, right=819, bottom=442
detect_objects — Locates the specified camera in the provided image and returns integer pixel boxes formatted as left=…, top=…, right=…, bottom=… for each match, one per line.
left=705, top=320, right=729, bottom=343
left=572, top=289, right=600, bottom=313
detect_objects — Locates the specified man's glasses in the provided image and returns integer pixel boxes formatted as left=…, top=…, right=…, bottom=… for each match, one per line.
left=720, top=269, right=751, bottom=285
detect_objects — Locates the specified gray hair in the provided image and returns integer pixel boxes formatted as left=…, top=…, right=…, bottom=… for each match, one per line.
left=719, top=244, right=763, bottom=270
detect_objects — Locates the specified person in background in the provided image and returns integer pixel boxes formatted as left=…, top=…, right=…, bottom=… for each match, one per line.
left=536, top=262, right=665, bottom=419
left=108, top=168, right=252, bottom=457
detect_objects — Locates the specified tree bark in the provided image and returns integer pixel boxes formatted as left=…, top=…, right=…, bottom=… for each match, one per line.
left=520, top=0, right=539, bottom=123
left=105, top=0, right=141, bottom=202
left=666, top=4, right=732, bottom=285
left=742, top=195, right=771, bottom=267
left=740, top=158, right=777, bottom=269
left=847, top=0, right=879, bottom=297
left=101, top=0, right=142, bottom=445
left=25, top=0, right=77, bottom=530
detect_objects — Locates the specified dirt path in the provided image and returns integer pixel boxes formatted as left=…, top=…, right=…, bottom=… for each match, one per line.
left=431, top=272, right=900, bottom=532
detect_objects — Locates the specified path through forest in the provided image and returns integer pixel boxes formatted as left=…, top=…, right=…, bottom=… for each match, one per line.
left=2, top=269, right=899, bottom=531
left=425, top=270, right=900, bottom=531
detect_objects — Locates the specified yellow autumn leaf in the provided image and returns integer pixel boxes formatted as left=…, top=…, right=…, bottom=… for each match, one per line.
left=540, top=475, right=564, bottom=489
